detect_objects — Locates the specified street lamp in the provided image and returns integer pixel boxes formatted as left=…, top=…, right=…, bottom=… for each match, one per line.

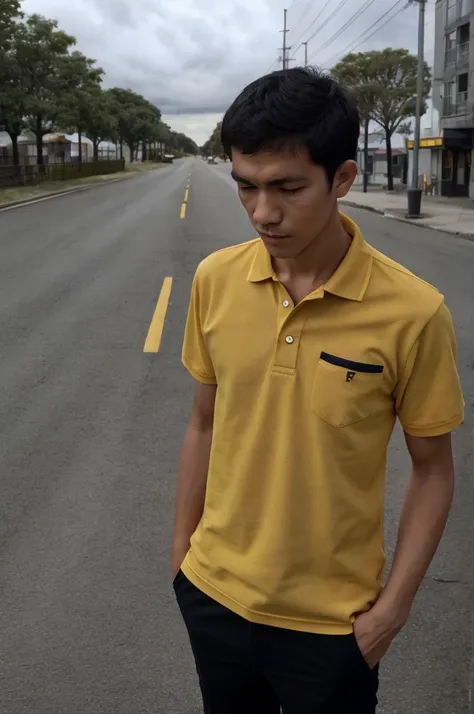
left=407, top=0, right=426, bottom=218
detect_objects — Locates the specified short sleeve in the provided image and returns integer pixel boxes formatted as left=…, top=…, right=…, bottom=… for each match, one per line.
left=394, top=301, right=464, bottom=437
left=181, top=267, right=217, bottom=385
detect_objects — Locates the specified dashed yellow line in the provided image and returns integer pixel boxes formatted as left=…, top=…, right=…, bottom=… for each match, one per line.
left=143, top=277, right=173, bottom=353
left=180, top=182, right=190, bottom=219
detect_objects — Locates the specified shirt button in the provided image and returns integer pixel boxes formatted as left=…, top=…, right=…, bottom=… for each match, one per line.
left=282, top=299, right=290, bottom=308
left=285, top=335, right=294, bottom=344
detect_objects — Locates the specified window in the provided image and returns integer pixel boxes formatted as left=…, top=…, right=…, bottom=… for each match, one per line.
left=458, top=73, right=468, bottom=93
left=459, top=23, right=469, bottom=43
left=457, top=24, right=470, bottom=66
left=445, top=31, right=457, bottom=68
left=442, top=151, right=453, bottom=181
left=443, top=81, right=456, bottom=115
left=447, top=30, right=456, bottom=48
left=447, top=0, right=458, bottom=24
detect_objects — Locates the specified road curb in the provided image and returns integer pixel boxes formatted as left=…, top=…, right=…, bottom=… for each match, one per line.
left=384, top=213, right=474, bottom=242
left=340, top=200, right=474, bottom=242
left=339, top=200, right=384, bottom=216
left=0, top=173, right=136, bottom=211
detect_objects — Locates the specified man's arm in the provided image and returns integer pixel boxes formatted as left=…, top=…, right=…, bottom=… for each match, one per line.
left=354, top=431, right=455, bottom=667
left=379, top=431, right=454, bottom=620
left=171, top=380, right=217, bottom=578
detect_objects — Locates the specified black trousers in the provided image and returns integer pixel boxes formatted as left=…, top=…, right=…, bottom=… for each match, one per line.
left=174, top=571, right=379, bottom=714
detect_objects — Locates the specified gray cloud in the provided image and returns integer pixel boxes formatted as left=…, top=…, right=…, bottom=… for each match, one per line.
left=21, top=0, right=436, bottom=144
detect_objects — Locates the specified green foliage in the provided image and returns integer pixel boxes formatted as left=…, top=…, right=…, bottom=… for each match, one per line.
left=169, top=131, right=198, bottom=156
left=43, top=159, right=125, bottom=181
left=0, top=0, right=21, bottom=42
left=332, top=48, right=431, bottom=190
left=107, top=88, right=163, bottom=161
left=0, top=6, right=196, bottom=166
left=9, top=15, right=77, bottom=164
left=0, top=0, right=24, bottom=162
left=55, top=51, right=107, bottom=159
left=201, top=121, right=224, bottom=157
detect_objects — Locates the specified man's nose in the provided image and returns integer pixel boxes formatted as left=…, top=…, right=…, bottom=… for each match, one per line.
left=252, top=191, right=281, bottom=227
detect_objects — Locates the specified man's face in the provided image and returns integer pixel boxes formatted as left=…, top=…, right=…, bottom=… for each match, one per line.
left=231, top=147, right=356, bottom=259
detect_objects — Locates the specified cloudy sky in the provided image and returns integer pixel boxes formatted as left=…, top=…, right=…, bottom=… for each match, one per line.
left=22, top=0, right=436, bottom=146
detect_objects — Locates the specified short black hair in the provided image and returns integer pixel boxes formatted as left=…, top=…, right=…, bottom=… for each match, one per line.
left=221, top=67, right=360, bottom=185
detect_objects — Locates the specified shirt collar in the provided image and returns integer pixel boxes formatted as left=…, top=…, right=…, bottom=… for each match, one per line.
left=247, top=212, right=373, bottom=302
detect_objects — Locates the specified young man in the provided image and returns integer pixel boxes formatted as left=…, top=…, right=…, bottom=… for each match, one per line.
left=172, top=67, right=464, bottom=713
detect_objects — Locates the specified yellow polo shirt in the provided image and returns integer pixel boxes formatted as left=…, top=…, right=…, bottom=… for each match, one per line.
left=180, top=213, right=464, bottom=635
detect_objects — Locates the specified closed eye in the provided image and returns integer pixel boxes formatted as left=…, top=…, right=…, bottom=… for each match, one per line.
left=238, top=184, right=303, bottom=194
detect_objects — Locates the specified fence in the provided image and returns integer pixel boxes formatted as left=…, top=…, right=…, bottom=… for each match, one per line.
left=0, top=159, right=126, bottom=188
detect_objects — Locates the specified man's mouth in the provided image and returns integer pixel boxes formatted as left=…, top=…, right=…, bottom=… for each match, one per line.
left=260, top=232, right=288, bottom=240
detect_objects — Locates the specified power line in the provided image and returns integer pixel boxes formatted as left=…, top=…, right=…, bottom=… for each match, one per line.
left=304, top=0, right=352, bottom=45
left=338, top=1, right=408, bottom=56
left=309, top=0, right=378, bottom=60
left=322, top=0, right=408, bottom=67
left=291, top=0, right=315, bottom=32
left=289, top=0, right=333, bottom=52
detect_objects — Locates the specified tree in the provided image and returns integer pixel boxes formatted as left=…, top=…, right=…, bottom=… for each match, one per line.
left=0, top=0, right=24, bottom=165
left=166, top=129, right=198, bottom=156
left=0, top=0, right=20, bottom=41
left=85, top=89, right=118, bottom=161
left=56, top=51, right=105, bottom=162
left=1, top=6, right=196, bottom=171
left=202, top=121, right=224, bottom=158
left=108, top=88, right=162, bottom=162
left=332, top=49, right=431, bottom=191
left=332, top=57, right=378, bottom=194
left=14, top=14, right=76, bottom=165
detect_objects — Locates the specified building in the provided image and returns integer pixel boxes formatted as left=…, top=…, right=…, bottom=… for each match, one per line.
left=356, top=130, right=408, bottom=187
left=405, top=108, right=444, bottom=194
left=0, top=130, right=95, bottom=165
left=433, top=0, right=473, bottom=197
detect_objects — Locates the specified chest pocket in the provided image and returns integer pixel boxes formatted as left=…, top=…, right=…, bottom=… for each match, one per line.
left=311, top=352, right=385, bottom=428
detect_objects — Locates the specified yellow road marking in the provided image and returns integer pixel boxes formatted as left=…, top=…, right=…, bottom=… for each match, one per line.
left=180, top=202, right=186, bottom=219
left=184, top=187, right=189, bottom=202
left=143, top=277, right=173, bottom=353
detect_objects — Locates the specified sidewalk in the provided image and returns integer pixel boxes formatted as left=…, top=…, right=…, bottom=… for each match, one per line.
left=340, top=186, right=474, bottom=239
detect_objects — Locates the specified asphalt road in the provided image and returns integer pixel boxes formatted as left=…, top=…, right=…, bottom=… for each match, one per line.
left=0, top=158, right=473, bottom=714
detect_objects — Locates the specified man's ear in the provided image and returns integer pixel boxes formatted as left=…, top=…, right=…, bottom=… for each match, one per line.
left=333, top=160, right=358, bottom=199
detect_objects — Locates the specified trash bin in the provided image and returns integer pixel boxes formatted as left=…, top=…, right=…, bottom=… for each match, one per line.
left=406, top=188, right=422, bottom=218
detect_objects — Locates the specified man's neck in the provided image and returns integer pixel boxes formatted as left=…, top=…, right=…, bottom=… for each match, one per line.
left=272, top=213, right=352, bottom=297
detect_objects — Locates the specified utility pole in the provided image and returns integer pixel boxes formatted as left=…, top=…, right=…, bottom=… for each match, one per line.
left=280, top=8, right=289, bottom=69
left=363, top=116, right=370, bottom=193
left=303, top=41, right=308, bottom=67
left=407, top=0, right=426, bottom=218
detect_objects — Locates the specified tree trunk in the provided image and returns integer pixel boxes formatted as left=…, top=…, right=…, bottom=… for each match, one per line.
left=363, top=116, right=369, bottom=193
left=142, top=141, right=147, bottom=162
left=93, top=139, right=99, bottom=162
left=78, top=131, right=83, bottom=164
left=128, top=141, right=134, bottom=163
left=36, top=115, right=44, bottom=167
left=10, top=133, right=20, bottom=167
left=385, top=128, right=393, bottom=191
